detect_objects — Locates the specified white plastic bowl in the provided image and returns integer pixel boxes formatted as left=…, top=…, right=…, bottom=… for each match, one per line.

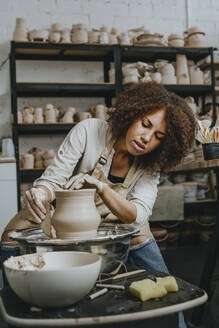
left=4, top=251, right=101, bottom=308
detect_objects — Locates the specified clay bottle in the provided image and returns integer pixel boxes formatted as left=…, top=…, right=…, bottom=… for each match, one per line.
left=52, top=189, right=101, bottom=238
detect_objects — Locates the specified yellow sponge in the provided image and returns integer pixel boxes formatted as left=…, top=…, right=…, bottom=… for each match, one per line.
left=129, top=278, right=167, bottom=302
left=156, top=276, right=179, bottom=292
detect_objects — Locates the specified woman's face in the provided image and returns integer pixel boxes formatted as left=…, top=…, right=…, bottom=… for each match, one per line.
left=125, top=110, right=167, bottom=156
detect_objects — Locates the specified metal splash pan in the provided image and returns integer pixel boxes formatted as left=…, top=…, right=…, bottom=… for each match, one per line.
left=9, top=223, right=140, bottom=246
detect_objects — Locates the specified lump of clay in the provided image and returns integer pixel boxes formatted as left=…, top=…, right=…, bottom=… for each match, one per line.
left=129, top=276, right=179, bottom=302
left=129, top=278, right=167, bottom=301
left=156, top=276, right=179, bottom=292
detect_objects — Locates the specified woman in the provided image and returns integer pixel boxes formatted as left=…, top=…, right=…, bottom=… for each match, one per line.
left=2, top=82, right=196, bottom=328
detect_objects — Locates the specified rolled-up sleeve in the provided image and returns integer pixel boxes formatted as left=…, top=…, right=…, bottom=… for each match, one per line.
left=33, top=121, right=87, bottom=200
left=127, top=173, right=159, bottom=226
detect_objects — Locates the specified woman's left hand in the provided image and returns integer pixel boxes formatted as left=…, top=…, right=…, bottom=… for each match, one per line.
left=65, top=173, right=106, bottom=194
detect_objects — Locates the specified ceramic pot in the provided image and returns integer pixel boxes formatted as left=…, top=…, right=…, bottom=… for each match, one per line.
left=23, top=112, right=34, bottom=124
left=168, top=34, right=184, bottom=47
left=23, top=153, right=34, bottom=169
left=49, top=31, right=60, bottom=43
left=72, top=26, right=88, bottom=43
left=17, top=110, right=23, bottom=124
left=151, top=72, right=162, bottom=83
left=123, top=75, right=139, bottom=84
left=44, top=106, right=57, bottom=123
left=51, top=23, right=63, bottom=32
left=90, top=104, right=107, bottom=120
left=99, top=32, right=109, bottom=44
left=29, top=29, right=49, bottom=42
left=88, top=31, right=99, bottom=43
left=74, top=112, right=92, bottom=122
left=189, top=66, right=204, bottom=84
left=52, top=189, right=101, bottom=238
left=61, top=29, right=71, bottom=43
left=109, top=34, right=118, bottom=44
left=62, top=107, right=76, bottom=123
left=176, top=54, right=190, bottom=84
left=161, top=73, right=176, bottom=84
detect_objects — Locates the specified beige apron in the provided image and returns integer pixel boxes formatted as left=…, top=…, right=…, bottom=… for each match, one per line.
left=91, top=138, right=152, bottom=238
left=5, top=138, right=152, bottom=238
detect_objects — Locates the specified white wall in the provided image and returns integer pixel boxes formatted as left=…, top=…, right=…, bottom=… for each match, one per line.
left=0, top=0, right=219, bottom=151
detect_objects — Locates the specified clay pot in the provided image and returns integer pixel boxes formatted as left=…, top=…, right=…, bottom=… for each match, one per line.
left=109, top=34, right=118, bottom=44
left=44, top=105, right=57, bottom=123
left=61, top=29, right=71, bottom=43
left=34, top=107, right=44, bottom=123
left=52, top=189, right=101, bottom=238
left=99, top=32, right=109, bottom=44
left=151, top=72, right=162, bottom=83
left=88, top=31, right=100, bottom=43
left=168, top=34, right=184, bottom=47
left=51, top=23, right=63, bottom=32
left=23, top=153, right=34, bottom=169
left=120, top=33, right=131, bottom=45
left=29, top=29, right=49, bottom=42
left=62, top=107, right=76, bottom=123
left=176, top=54, right=190, bottom=84
left=17, top=110, right=23, bottom=124
left=23, top=112, right=34, bottom=124
left=13, top=18, right=28, bottom=42
left=74, top=112, right=92, bottom=122
left=49, top=31, right=61, bottom=43
left=72, top=25, right=88, bottom=43
left=189, top=66, right=204, bottom=84
left=90, top=104, right=107, bottom=120
left=123, top=75, right=139, bottom=84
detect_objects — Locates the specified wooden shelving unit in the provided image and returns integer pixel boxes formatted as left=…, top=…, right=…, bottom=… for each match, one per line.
left=10, top=41, right=217, bottom=209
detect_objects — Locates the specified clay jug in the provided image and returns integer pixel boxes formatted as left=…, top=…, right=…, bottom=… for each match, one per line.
left=52, top=189, right=101, bottom=238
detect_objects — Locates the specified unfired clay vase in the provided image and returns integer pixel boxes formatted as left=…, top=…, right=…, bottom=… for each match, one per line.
left=23, top=153, right=34, bottom=169
left=34, top=107, right=44, bottom=124
left=44, top=104, right=58, bottom=123
left=17, top=110, right=23, bottom=124
left=176, top=54, right=190, bottom=84
left=52, top=189, right=101, bottom=238
left=74, top=112, right=92, bottom=122
left=189, top=66, right=204, bottom=84
left=89, top=104, right=107, bottom=120
left=61, top=107, right=76, bottom=123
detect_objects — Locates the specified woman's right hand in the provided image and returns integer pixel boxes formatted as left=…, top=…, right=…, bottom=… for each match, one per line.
left=23, top=187, right=49, bottom=224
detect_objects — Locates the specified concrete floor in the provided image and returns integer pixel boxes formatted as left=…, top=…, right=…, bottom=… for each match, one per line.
left=0, top=242, right=218, bottom=328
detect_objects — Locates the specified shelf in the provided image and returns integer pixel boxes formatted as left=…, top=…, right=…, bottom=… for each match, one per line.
left=16, top=82, right=116, bottom=97
left=164, top=85, right=212, bottom=96
left=122, top=84, right=212, bottom=97
left=11, top=42, right=212, bottom=62
left=17, top=123, right=75, bottom=134
left=184, top=199, right=217, bottom=209
left=170, top=160, right=219, bottom=173
left=12, top=41, right=114, bottom=61
left=121, top=45, right=212, bottom=62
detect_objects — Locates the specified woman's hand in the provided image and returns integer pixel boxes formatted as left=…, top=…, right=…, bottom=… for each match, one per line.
left=23, top=187, right=50, bottom=224
left=65, top=173, right=106, bottom=194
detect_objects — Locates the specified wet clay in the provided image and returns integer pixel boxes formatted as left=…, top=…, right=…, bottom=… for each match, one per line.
left=52, top=189, right=101, bottom=239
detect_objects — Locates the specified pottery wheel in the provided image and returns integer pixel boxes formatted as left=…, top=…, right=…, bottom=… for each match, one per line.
left=9, top=223, right=140, bottom=246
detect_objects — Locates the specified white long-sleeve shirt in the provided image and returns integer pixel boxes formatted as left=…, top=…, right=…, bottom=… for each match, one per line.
left=34, top=118, right=159, bottom=226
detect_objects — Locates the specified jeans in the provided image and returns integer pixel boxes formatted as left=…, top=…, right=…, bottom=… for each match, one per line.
left=0, top=243, right=21, bottom=287
left=127, top=238, right=187, bottom=328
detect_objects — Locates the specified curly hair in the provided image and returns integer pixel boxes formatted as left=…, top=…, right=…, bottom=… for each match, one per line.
left=108, top=82, right=197, bottom=174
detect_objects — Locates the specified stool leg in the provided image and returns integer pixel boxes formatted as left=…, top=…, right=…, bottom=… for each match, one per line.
left=191, top=206, right=219, bottom=326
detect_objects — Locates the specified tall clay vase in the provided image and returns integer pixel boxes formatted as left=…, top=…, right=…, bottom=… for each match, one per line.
left=52, top=189, right=101, bottom=239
